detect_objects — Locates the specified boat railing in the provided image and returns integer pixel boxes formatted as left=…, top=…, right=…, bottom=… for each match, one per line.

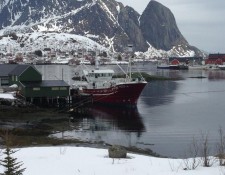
left=113, top=78, right=126, bottom=83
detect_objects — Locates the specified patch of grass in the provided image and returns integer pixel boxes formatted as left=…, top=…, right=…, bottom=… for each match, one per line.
left=0, top=127, right=85, bottom=147
left=2, top=135, right=84, bottom=147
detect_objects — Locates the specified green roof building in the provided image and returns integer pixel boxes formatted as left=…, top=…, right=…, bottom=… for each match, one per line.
left=1, top=64, right=70, bottom=106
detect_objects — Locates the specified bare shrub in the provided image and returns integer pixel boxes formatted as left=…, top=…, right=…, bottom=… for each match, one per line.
left=200, top=131, right=216, bottom=167
left=183, top=137, right=201, bottom=170
left=216, top=126, right=225, bottom=166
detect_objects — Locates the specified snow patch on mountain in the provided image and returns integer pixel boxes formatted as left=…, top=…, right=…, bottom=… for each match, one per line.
left=0, top=0, right=10, bottom=12
left=0, top=29, right=197, bottom=59
left=1, top=1, right=95, bottom=33
left=116, top=5, right=120, bottom=13
left=98, top=0, right=117, bottom=25
left=136, top=44, right=196, bottom=58
left=0, top=32, right=109, bottom=54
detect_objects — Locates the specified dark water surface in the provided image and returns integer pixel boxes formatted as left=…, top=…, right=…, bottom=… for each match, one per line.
left=35, top=63, right=225, bottom=158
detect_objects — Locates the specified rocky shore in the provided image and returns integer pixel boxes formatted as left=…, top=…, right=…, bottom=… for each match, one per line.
left=0, top=106, right=161, bottom=157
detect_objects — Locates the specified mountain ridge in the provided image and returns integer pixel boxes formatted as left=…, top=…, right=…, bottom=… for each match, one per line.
left=0, top=0, right=205, bottom=57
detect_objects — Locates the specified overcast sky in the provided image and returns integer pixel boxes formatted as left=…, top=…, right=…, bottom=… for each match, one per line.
left=116, top=0, right=225, bottom=53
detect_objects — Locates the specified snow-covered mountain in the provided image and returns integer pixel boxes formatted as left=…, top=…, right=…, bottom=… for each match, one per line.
left=0, top=32, right=108, bottom=54
left=0, top=0, right=205, bottom=57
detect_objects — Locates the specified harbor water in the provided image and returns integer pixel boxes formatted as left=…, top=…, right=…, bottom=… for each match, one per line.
left=35, top=63, right=225, bottom=158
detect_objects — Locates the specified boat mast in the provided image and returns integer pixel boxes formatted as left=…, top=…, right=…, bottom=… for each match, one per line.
left=129, top=56, right=132, bottom=80
left=128, top=44, right=133, bottom=80
left=95, top=56, right=100, bottom=70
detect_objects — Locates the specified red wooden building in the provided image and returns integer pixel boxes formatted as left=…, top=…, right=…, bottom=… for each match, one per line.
left=169, top=57, right=203, bottom=65
left=205, top=54, right=225, bottom=65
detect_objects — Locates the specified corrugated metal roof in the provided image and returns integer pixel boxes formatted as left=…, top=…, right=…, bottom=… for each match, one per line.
left=0, top=64, right=18, bottom=77
left=21, top=80, right=70, bottom=87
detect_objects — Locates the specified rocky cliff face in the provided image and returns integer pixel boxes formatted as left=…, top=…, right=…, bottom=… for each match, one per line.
left=140, top=0, right=188, bottom=51
left=118, top=6, right=148, bottom=52
left=0, top=0, right=203, bottom=56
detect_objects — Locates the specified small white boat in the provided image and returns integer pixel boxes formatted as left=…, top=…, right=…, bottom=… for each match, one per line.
left=218, top=65, right=225, bottom=70
left=80, top=60, right=91, bottom=65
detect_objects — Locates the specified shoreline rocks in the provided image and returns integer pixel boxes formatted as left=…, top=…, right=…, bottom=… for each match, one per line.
left=108, top=145, right=127, bottom=158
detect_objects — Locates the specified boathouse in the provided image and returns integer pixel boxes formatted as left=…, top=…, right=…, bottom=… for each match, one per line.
left=0, top=64, right=70, bottom=106
left=205, top=54, right=225, bottom=65
left=169, top=57, right=203, bottom=65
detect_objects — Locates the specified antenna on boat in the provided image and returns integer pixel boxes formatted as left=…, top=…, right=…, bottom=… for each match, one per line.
left=95, top=56, right=100, bottom=70
left=62, top=68, right=64, bottom=80
left=127, top=44, right=133, bottom=80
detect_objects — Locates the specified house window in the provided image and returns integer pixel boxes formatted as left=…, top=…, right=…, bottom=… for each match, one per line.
left=60, top=87, right=67, bottom=90
left=1, top=78, right=9, bottom=85
left=15, top=76, right=18, bottom=81
left=52, top=87, right=59, bottom=91
left=33, top=87, right=40, bottom=91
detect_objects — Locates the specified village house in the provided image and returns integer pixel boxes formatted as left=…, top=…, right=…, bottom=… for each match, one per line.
left=0, top=64, right=17, bottom=87
left=0, top=64, right=70, bottom=106
left=205, top=53, right=225, bottom=65
left=169, top=57, right=203, bottom=65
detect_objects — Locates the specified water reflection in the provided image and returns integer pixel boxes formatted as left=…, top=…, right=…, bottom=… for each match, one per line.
left=141, top=81, right=178, bottom=107
left=52, top=105, right=145, bottom=147
left=36, top=64, right=225, bottom=157
left=156, top=69, right=185, bottom=79
left=89, top=105, right=145, bottom=132
left=208, top=70, right=225, bottom=80
left=68, top=105, right=145, bottom=133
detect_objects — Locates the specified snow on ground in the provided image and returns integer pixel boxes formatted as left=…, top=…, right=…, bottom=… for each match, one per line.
left=0, top=146, right=223, bottom=175
left=0, top=93, right=15, bottom=99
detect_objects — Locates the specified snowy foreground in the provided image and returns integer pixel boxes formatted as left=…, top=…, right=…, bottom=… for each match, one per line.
left=0, top=93, right=15, bottom=99
left=0, top=146, right=224, bottom=175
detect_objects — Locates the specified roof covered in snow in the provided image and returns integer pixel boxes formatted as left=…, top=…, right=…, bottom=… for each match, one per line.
left=0, top=93, right=15, bottom=100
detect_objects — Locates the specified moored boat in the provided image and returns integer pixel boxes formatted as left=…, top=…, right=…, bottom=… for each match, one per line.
left=71, top=59, right=147, bottom=107
left=218, top=65, right=225, bottom=70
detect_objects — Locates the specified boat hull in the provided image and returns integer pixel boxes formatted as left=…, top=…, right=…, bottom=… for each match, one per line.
left=82, top=82, right=147, bottom=106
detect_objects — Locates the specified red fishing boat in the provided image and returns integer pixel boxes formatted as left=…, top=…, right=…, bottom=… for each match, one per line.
left=72, top=59, right=147, bottom=106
